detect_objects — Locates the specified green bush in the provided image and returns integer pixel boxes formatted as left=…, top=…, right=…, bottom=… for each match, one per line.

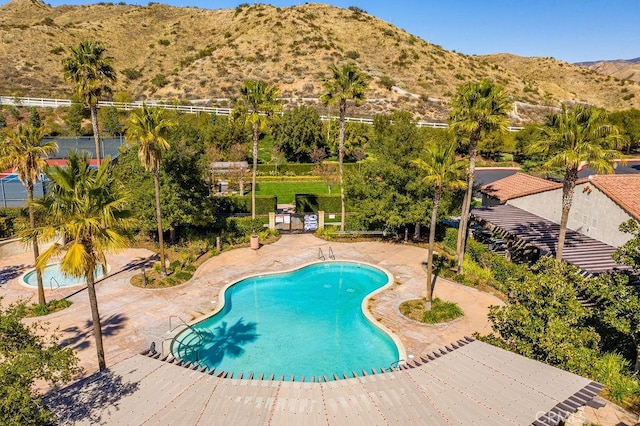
left=151, top=74, right=168, bottom=88
left=174, top=271, right=193, bottom=281
left=234, top=196, right=277, bottom=214
left=295, top=194, right=341, bottom=213
left=443, top=226, right=458, bottom=250
left=422, top=298, right=464, bottom=323
left=206, top=195, right=277, bottom=216
left=168, top=260, right=181, bottom=272
left=0, top=208, right=22, bottom=238
left=27, top=299, right=72, bottom=317
left=121, top=68, right=142, bottom=80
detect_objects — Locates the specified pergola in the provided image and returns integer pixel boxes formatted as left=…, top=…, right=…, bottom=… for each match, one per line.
left=471, top=204, right=628, bottom=275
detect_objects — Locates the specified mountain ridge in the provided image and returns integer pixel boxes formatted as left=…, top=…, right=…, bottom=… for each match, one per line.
left=1, top=0, right=639, bottom=121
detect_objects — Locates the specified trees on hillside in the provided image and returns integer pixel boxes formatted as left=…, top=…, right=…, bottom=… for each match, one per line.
left=529, top=105, right=622, bottom=261
left=0, top=125, right=57, bottom=306
left=449, top=80, right=510, bottom=274
left=62, top=40, right=116, bottom=166
left=239, top=80, right=280, bottom=219
left=34, top=152, right=132, bottom=371
left=125, top=105, right=176, bottom=277
left=321, top=64, right=369, bottom=231
left=412, top=138, right=466, bottom=310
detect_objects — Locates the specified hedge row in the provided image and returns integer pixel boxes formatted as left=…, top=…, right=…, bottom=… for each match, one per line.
left=258, top=163, right=358, bottom=176
left=295, top=194, right=342, bottom=213
left=206, top=195, right=277, bottom=215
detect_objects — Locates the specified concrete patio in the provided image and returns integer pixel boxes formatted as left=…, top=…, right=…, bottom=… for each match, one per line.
left=0, top=234, right=636, bottom=425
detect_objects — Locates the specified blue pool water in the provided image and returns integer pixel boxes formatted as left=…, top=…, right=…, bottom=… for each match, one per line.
left=171, top=262, right=399, bottom=380
left=22, top=263, right=105, bottom=288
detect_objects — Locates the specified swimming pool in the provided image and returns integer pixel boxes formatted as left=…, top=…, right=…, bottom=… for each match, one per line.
left=20, top=263, right=106, bottom=289
left=171, top=262, right=402, bottom=380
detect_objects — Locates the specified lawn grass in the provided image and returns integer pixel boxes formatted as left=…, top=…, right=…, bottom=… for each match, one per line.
left=255, top=181, right=339, bottom=204
left=399, top=297, right=464, bottom=324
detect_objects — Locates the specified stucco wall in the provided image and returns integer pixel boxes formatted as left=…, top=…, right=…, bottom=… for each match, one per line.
left=568, top=181, right=633, bottom=247
left=508, top=188, right=563, bottom=224
left=506, top=184, right=634, bottom=247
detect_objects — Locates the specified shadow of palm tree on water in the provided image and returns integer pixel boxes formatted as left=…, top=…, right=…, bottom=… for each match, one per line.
left=181, top=318, right=258, bottom=367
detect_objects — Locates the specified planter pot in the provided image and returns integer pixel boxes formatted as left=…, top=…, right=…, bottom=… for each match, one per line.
left=250, top=235, right=260, bottom=250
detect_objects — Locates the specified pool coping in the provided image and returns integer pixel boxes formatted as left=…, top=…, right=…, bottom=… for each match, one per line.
left=165, top=259, right=407, bottom=375
left=18, top=263, right=111, bottom=290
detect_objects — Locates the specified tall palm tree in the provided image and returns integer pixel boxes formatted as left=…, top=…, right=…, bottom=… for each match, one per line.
left=320, top=64, right=369, bottom=231
left=62, top=40, right=116, bottom=166
left=530, top=105, right=622, bottom=261
left=33, top=151, right=131, bottom=371
left=412, top=139, right=466, bottom=310
left=125, top=104, right=175, bottom=277
left=239, top=80, right=280, bottom=219
left=0, top=125, right=57, bottom=306
left=449, top=80, right=510, bottom=274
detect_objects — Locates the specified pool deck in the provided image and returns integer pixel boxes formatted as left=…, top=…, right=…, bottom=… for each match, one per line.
left=0, top=234, right=636, bottom=425
left=0, top=234, right=501, bottom=376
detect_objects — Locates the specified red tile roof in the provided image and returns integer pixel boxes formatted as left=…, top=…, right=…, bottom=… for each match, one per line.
left=588, top=174, right=640, bottom=221
left=480, top=173, right=562, bottom=203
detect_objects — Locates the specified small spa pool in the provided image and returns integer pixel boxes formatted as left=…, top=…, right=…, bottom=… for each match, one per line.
left=171, top=262, right=400, bottom=380
left=21, top=263, right=106, bottom=289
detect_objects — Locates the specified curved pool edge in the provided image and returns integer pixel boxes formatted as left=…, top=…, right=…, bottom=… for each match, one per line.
left=168, top=259, right=407, bottom=366
left=18, top=263, right=110, bottom=290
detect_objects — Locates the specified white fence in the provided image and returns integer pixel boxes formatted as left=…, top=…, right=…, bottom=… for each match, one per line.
left=0, top=96, right=523, bottom=131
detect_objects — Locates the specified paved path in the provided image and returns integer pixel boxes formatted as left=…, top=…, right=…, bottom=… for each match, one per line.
left=0, top=234, right=636, bottom=424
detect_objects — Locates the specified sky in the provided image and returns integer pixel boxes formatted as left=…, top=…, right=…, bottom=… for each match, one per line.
left=5, top=0, right=639, bottom=63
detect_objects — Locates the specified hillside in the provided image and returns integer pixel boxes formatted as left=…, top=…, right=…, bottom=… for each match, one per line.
left=1, top=0, right=639, bottom=121
left=575, top=58, right=640, bottom=84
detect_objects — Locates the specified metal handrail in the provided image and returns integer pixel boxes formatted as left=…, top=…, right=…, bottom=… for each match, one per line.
left=49, top=276, right=60, bottom=290
left=328, top=247, right=335, bottom=260
left=318, top=248, right=325, bottom=261
left=168, top=315, right=205, bottom=359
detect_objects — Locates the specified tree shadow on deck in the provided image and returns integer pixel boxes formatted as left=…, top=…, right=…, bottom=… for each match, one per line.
left=45, top=369, right=139, bottom=425
left=0, top=263, right=28, bottom=286
left=60, top=313, right=128, bottom=352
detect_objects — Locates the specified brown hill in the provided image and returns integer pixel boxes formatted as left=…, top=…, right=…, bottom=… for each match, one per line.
left=576, top=58, right=640, bottom=84
left=1, top=1, right=639, bottom=121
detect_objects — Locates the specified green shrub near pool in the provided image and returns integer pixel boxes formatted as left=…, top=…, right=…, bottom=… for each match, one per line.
left=400, top=298, right=464, bottom=324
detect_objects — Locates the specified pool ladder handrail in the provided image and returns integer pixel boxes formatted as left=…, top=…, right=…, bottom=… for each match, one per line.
left=49, top=276, right=60, bottom=290
left=167, top=315, right=204, bottom=362
left=318, top=247, right=335, bottom=261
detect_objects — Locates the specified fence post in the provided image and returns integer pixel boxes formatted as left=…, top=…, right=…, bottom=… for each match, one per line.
left=318, top=210, right=325, bottom=230
left=268, top=212, right=276, bottom=231
left=0, top=179, right=5, bottom=208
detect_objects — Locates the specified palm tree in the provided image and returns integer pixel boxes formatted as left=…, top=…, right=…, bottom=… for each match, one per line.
left=239, top=80, right=280, bottom=219
left=0, top=125, right=57, bottom=306
left=448, top=80, right=510, bottom=274
left=34, top=151, right=131, bottom=371
left=412, top=139, right=466, bottom=310
left=530, top=105, right=622, bottom=261
left=320, top=64, right=369, bottom=231
left=62, top=40, right=116, bottom=166
left=125, top=104, right=176, bottom=277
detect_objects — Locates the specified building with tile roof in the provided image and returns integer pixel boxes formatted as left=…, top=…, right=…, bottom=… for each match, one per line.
left=480, top=173, right=640, bottom=248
